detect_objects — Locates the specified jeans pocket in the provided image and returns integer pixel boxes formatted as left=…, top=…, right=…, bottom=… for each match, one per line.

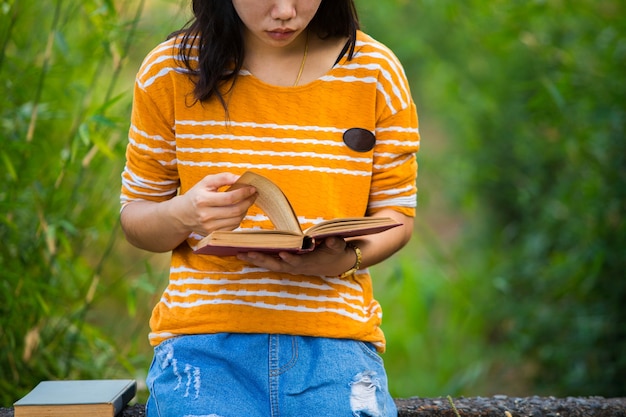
left=358, top=341, right=384, bottom=365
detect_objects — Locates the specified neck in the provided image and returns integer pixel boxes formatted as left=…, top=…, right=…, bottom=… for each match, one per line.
left=242, top=31, right=312, bottom=87
left=293, top=31, right=309, bottom=86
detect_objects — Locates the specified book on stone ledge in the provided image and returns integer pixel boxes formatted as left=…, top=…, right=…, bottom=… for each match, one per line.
left=13, top=379, right=136, bottom=417
left=193, top=171, right=401, bottom=256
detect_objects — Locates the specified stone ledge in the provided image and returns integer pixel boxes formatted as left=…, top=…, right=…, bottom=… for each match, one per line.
left=2, top=396, right=625, bottom=416
left=395, top=396, right=626, bottom=417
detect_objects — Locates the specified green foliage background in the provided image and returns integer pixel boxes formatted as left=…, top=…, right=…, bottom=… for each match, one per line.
left=1, top=0, right=624, bottom=406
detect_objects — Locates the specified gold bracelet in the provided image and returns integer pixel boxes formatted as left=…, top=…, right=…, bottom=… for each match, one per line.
left=338, top=243, right=362, bottom=278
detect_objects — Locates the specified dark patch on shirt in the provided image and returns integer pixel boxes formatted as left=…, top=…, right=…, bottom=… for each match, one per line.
left=343, top=128, right=376, bottom=152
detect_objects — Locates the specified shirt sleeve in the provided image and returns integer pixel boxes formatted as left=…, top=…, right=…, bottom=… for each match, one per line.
left=120, top=44, right=180, bottom=210
left=367, top=41, right=420, bottom=217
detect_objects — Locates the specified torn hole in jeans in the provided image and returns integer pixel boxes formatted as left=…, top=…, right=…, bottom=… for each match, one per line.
left=158, top=343, right=201, bottom=399
left=349, top=371, right=385, bottom=417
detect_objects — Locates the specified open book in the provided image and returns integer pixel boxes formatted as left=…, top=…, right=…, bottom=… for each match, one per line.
left=193, top=171, right=401, bottom=256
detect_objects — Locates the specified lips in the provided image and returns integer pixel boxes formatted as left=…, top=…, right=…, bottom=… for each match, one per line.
left=267, top=28, right=296, bottom=41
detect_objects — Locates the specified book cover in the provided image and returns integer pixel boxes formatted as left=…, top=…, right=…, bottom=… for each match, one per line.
left=14, top=379, right=136, bottom=417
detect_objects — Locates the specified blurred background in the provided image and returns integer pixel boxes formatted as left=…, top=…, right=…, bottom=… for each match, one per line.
left=1, top=0, right=624, bottom=406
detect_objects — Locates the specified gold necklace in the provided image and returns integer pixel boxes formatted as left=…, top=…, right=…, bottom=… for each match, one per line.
left=293, top=32, right=309, bottom=87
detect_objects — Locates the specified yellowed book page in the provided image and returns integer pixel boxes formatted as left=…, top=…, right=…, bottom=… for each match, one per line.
left=229, top=171, right=302, bottom=234
left=206, top=230, right=304, bottom=248
left=304, top=217, right=400, bottom=236
left=15, top=403, right=113, bottom=417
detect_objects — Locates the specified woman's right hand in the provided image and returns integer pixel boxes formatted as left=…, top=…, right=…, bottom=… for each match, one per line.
left=120, top=172, right=257, bottom=253
left=174, top=173, right=258, bottom=237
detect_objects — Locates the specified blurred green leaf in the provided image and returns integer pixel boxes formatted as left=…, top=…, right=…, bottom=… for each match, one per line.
left=1, top=150, right=17, bottom=180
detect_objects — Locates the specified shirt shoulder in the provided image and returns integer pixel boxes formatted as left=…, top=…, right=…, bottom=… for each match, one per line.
left=353, top=31, right=406, bottom=70
left=349, top=31, right=414, bottom=115
left=135, top=35, right=196, bottom=91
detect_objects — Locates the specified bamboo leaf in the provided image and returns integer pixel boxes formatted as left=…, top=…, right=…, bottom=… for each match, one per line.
left=86, top=117, right=117, bottom=160
left=1, top=150, right=17, bottom=180
left=53, top=30, right=69, bottom=56
left=1, top=1, right=13, bottom=15
left=96, top=91, right=126, bottom=113
left=78, top=121, right=91, bottom=146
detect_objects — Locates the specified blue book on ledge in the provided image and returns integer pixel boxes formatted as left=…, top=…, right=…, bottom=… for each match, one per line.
left=13, top=379, right=136, bottom=417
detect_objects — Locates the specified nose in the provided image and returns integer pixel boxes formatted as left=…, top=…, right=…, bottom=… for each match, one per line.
left=270, top=0, right=296, bottom=21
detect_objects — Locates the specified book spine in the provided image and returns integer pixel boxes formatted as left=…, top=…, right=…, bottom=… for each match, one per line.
left=113, top=382, right=137, bottom=416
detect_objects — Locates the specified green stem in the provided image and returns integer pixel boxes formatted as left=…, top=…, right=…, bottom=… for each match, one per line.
left=104, top=0, right=146, bottom=104
left=0, top=2, right=18, bottom=73
left=25, top=0, right=63, bottom=143
left=447, top=395, right=462, bottom=417
left=63, top=222, right=121, bottom=378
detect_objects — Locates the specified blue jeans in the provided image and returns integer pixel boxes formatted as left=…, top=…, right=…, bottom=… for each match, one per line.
left=146, top=333, right=397, bottom=417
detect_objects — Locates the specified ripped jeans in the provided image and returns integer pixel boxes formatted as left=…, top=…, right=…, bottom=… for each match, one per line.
left=145, top=333, right=397, bottom=417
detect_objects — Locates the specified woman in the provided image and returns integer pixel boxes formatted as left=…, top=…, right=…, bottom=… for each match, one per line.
left=120, top=1, right=420, bottom=416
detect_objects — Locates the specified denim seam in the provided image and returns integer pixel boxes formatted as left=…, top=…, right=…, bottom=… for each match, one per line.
left=275, top=336, right=299, bottom=375
left=269, top=335, right=280, bottom=417
left=147, top=353, right=164, bottom=417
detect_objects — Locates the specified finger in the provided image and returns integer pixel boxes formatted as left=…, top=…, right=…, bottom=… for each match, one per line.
left=237, top=252, right=286, bottom=270
left=197, top=172, right=241, bottom=191
left=277, top=251, right=301, bottom=267
left=323, top=236, right=347, bottom=253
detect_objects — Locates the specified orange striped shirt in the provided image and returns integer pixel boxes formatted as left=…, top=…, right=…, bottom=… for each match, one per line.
left=121, top=31, right=420, bottom=351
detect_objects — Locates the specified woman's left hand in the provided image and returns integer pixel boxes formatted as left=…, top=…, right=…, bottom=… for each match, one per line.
left=236, top=236, right=356, bottom=277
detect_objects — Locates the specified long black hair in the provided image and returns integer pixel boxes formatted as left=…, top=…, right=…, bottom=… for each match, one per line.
left=170, top=0, right=360, bottom=106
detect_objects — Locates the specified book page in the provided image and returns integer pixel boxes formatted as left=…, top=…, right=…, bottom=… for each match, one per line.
left=195, top=231, right=315, bottom=255
left=304, top=217, right=400, bottom=237
left=208, top=230, right=303, bottom=246
left=229, top=171, right=302, bottom=234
